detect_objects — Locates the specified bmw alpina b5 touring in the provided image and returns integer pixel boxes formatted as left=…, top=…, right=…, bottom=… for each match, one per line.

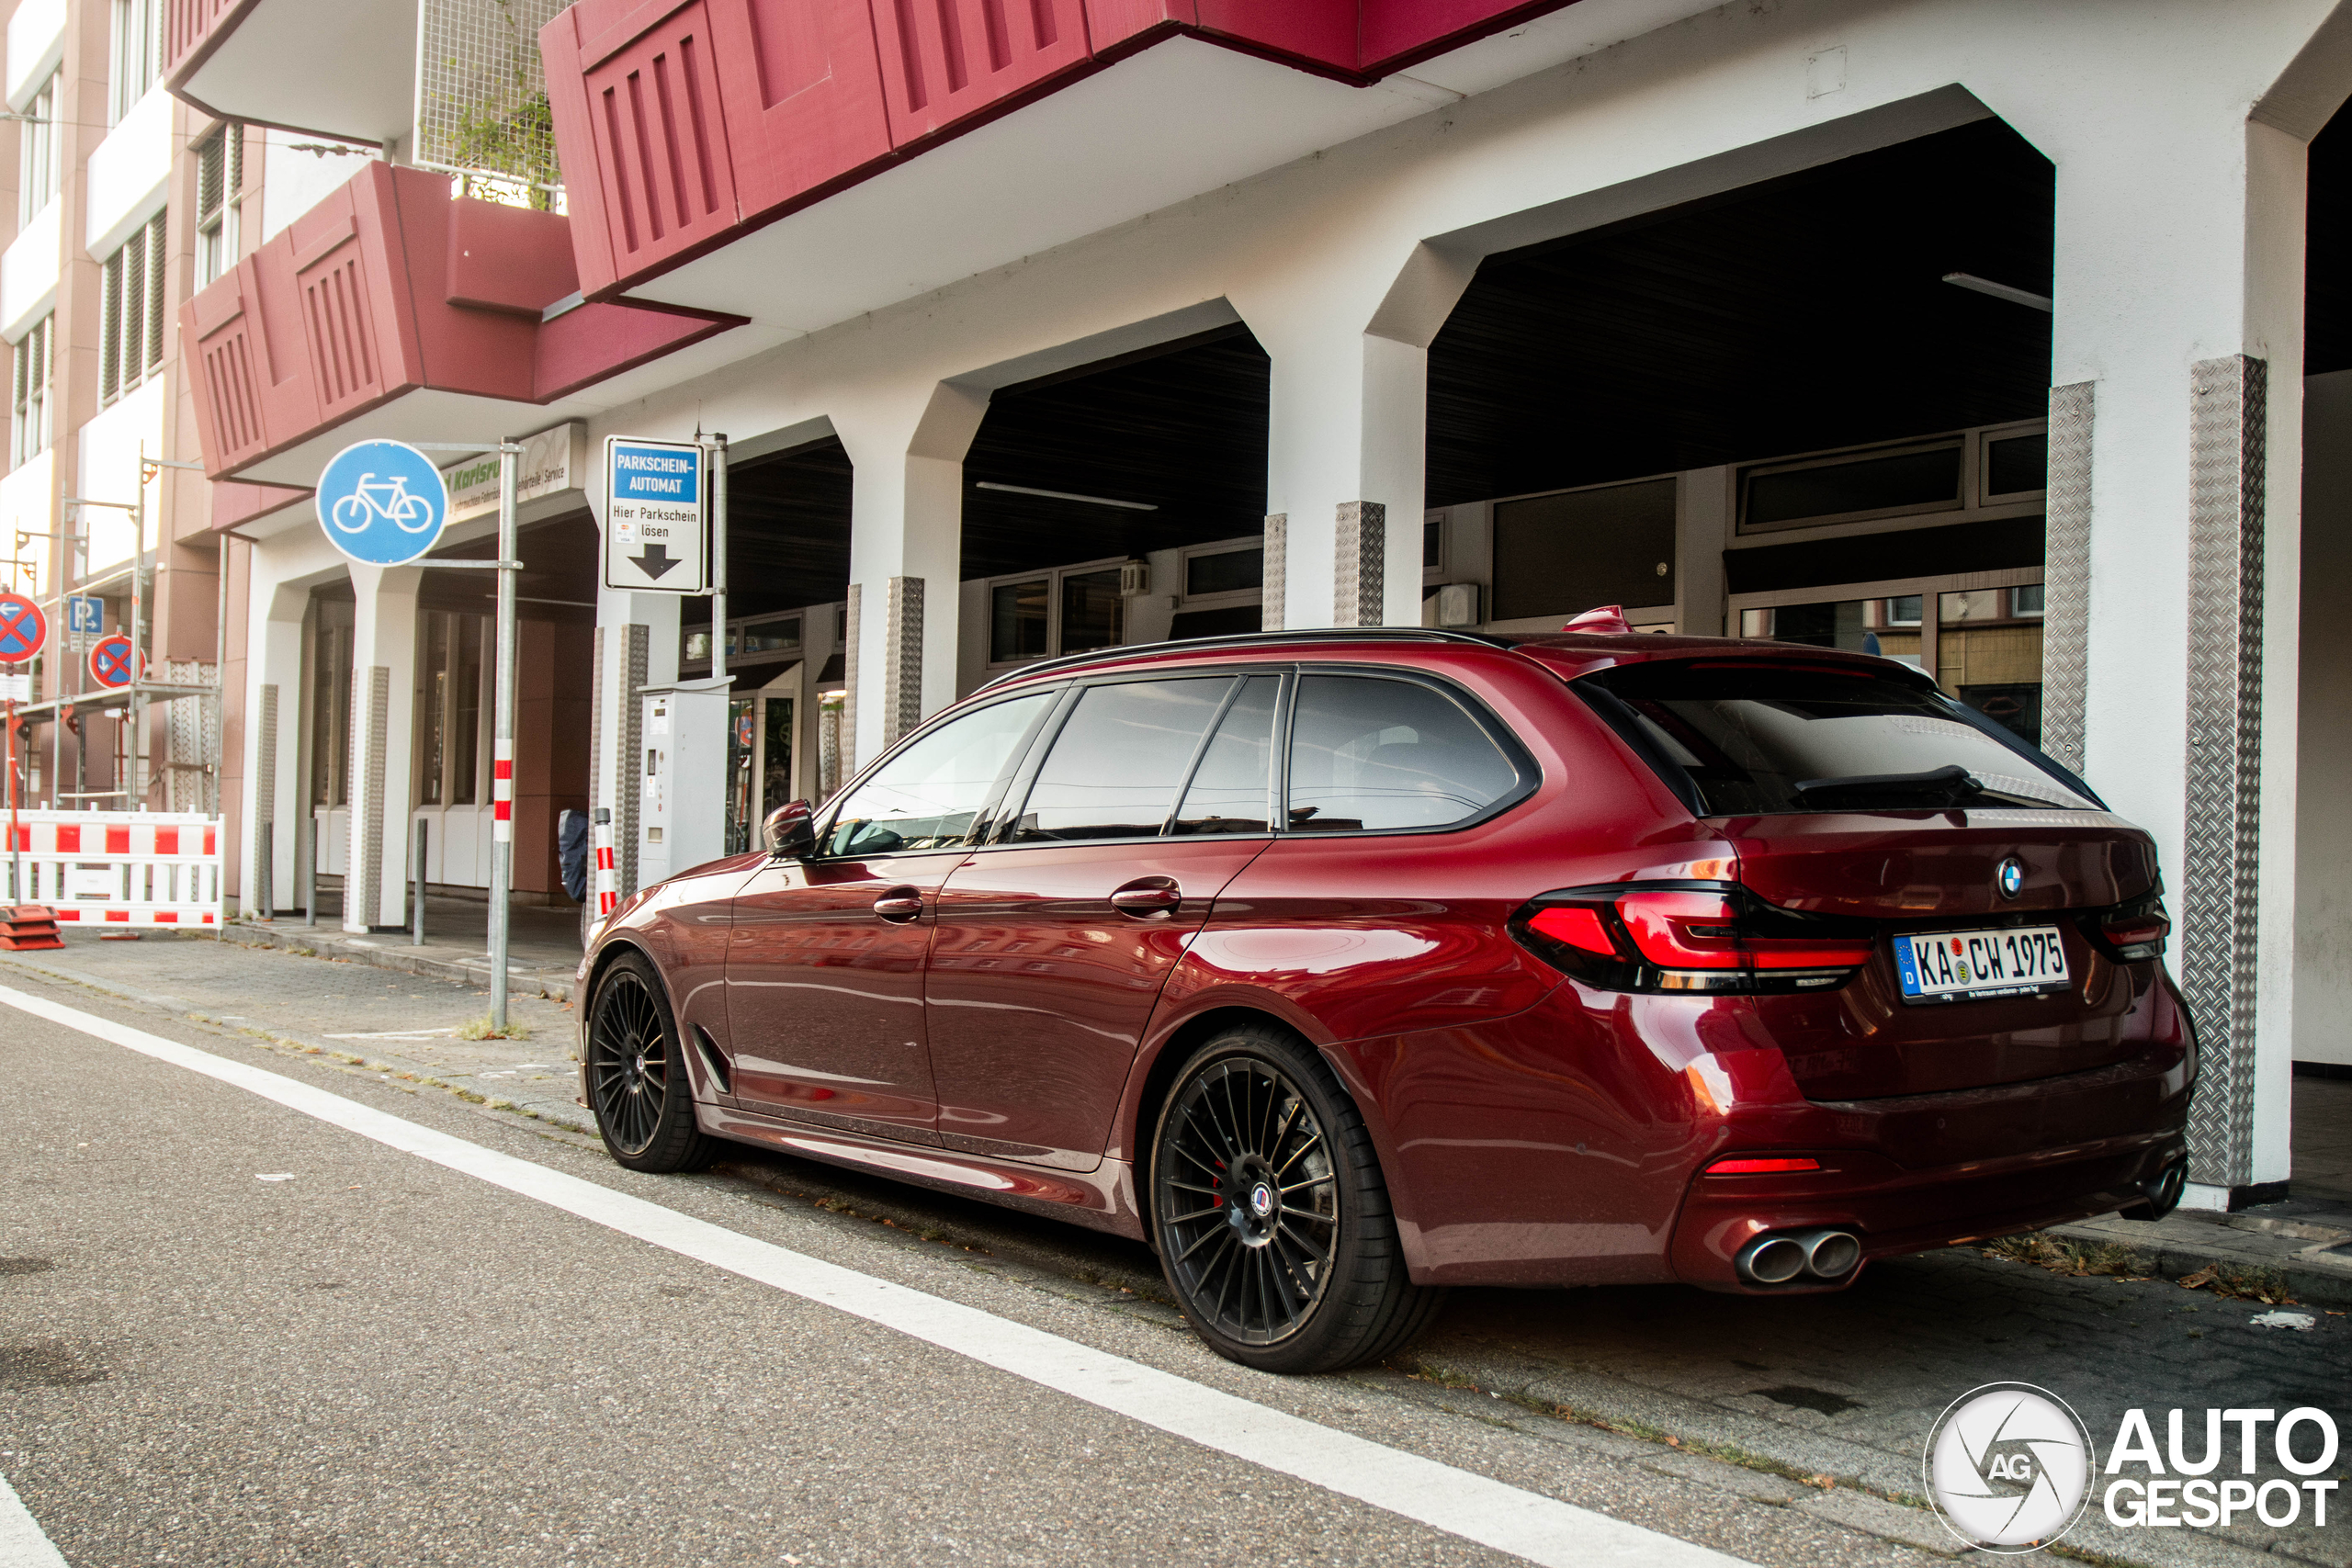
left=580, top=626, right=2193, bottom=1373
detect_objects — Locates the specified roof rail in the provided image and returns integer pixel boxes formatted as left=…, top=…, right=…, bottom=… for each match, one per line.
left=974, top=627, right=1516, bottom=692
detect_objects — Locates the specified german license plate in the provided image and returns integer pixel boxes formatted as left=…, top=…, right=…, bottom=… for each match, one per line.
left=1894, top=927, right=2069, bottom=1003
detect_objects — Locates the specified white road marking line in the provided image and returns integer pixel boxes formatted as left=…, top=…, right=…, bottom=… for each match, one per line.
left=0, top=1471, right=69, bottom=1568
left=1, top=981, right=1748, bottom=1568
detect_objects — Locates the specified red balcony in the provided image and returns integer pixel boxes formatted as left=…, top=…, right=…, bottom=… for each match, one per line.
left=542, top=0, right=1583, bottom=314
left=181, top=162, right=739, bottom=486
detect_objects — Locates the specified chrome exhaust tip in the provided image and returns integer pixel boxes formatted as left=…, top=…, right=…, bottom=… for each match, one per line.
left=2120, top=1158, right=2188, bottom=1222
left=1736, top=1235, right=1809, bottom=1285
left=1801, top=1229, right=1861, bottom=1280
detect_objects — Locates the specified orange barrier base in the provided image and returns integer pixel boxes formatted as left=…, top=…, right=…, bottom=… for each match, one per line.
left=0, top=904, right=65, bottom=950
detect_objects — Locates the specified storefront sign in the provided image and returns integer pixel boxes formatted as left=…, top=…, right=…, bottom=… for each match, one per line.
left=439, top=423, right=583, bottom=525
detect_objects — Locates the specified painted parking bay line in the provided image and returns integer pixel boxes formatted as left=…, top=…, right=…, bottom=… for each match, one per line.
left=0, top=981, right=1747, bottom=1568
left=0, top=1471, right=69, bottom=1568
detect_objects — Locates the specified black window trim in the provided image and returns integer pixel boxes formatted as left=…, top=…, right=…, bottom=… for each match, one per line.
left=810, top=683, right=1068, bottom=861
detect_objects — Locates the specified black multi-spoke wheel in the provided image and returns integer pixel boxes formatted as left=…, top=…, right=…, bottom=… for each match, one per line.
left=586, top=953, right=716, bottom=1173
left=1149, top=1024, right=1442, bottom=1374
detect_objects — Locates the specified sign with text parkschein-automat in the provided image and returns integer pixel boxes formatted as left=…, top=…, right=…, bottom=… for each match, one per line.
left=603, top=436, right=707, bottom=594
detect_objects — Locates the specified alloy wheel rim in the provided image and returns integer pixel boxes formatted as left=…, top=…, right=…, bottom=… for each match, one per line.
left=1157, top=1057, right=1339, bottom=1346
left=589, top=972, right=669, bottom=1156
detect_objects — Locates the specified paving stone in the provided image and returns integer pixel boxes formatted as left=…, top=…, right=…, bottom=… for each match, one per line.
left=1638, top=1450, right=1811, bottom=1505
left=1792, top=1490, right=1965, bottom=1557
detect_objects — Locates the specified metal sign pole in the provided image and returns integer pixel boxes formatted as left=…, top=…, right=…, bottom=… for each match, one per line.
left=709, top=434, right=728, bottom=687
left=130, top=446, right=145, bottom=811
left=488, top=440, right=521, bottom=1030
left=6, top=696, right=18, bottom=901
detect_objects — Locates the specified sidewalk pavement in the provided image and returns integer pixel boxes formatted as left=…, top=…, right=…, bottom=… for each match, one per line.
left=0, top=928, right=587, bottom=1133
left=223, top=880, right=586, bottom=1003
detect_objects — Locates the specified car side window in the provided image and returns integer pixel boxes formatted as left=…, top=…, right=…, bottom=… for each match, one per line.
left=1171, top=675, right=1279, bottom=835
left=1005, top=678, right=1232, bottom=842
left=1285, top=674, right=1520, bottom=832
left=822, top=691, right=1054, bottom=856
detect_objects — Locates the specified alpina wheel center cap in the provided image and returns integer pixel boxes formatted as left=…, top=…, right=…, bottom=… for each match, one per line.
left=1250, top=1182, right=1273, bottom=1216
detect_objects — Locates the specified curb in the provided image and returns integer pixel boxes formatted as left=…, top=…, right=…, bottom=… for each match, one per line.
left=2050, top=1212, right=2352, bottom=1309
left=219, top=920, right=578, bottom=1004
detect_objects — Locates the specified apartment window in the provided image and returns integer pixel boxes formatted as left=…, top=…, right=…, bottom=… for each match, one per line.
left=197, top=126, right=243, bottom=286
left=17, top=71, right=58, bottom=224
left=99, top=214, right=169, bottom=406
left=110, top=0, right=164, bottom=124
left=10, top=316, right=51, bottom=470
left=417, top=611, right=488, bottom=807
left=987, top=561, right=1125, bottom=665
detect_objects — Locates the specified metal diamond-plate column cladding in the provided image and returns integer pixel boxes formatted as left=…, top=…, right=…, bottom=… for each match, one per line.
left=842, top=585, right=862, bottom=778
left=2180, top=354, right=2268, bottom=1191
left=358, top=667, right=390, bottom=927
left=414, top=0, right=567, bottom=204
left=619, top=624, right=647, bottom=897
left=883, top=577, right=925, bottom=748
left=1261, top=514, right=1286, bottom=631
left=254, top=684, right=277, bottom=912
left=2041, top=382, right=2096, bottom=773
left=1334, top=502, right=1386, bottom=626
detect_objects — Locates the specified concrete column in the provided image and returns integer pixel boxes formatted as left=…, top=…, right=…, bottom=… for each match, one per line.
left=837, top=382, right=985, bottom=766
left=237, top=532, right=341, bottom=918
left=1246, top=244, right=1472, bottom=629
left=2043, top=115, right=2306, bottom=1206
left=344, top=565, right=422, bottom=931
left=590, top=585, right=681, bottom=900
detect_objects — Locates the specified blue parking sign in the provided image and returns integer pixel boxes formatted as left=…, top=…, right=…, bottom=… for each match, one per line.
left=66, top=595, right=104, bottom=637
left=317, top=440, right=449, bottom=566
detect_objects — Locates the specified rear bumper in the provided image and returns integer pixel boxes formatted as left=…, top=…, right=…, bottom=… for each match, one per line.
left=1668, top=1129, right=2187, bottom=1291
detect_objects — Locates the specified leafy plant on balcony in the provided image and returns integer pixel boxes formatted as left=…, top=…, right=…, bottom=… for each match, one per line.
left=452, top=90, right=559, bottom=211
left=428, top=0, right=564, bottom=211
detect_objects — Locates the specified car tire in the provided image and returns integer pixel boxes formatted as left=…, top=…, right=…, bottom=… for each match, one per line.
left=1148, top=1022, right=1442, bottom=1374
left=586, top=951, right=718, bottom=1174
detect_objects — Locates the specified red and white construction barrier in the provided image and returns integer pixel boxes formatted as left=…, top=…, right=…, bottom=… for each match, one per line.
left=2, top=810, right=221, bottom=927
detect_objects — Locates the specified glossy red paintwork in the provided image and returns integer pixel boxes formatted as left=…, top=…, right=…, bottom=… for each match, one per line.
left=928, top=840, right=1269, bottom=1169
left=584, top=631, right=2194, bottom=1293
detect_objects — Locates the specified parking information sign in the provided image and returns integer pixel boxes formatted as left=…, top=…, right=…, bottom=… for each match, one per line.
left=604, top=436, right=707, bottom=593
left=65, top=594, right=104, bottom=648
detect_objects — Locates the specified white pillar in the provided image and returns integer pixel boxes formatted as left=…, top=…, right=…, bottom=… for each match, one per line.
left=238, top=530, right=344, bottom=918
left=344, top=564, right=422, bottom=931
left=1246, top=244, right=1470, bottom=629
left=836, top=381, right=984, bottom=768
left=2044, top=114, right=2306, bottom=1203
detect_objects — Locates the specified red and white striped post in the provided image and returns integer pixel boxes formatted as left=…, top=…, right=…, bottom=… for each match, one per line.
left=591, top=807, right=616, bottom=920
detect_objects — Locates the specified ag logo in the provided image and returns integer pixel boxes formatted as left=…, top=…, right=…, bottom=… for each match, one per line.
left=1925, top=1382, right=2094, bottom=1552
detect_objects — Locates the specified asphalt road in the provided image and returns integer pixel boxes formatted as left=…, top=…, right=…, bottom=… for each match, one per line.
left=0, top=967, right=1965, bottom=1568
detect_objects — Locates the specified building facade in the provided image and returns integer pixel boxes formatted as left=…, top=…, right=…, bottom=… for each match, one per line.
left=56, top=0, right=2352, bottom=1212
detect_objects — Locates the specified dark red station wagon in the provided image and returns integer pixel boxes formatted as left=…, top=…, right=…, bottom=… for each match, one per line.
left=579, top=626, right=2193, bottom=1373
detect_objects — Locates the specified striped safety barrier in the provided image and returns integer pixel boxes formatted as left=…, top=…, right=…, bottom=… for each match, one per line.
left=591, top=809, right=616, bottom=919
left=1, top=810, right=222, bottom=927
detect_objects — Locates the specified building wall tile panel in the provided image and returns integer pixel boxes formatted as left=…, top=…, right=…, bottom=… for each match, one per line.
left=580, top=2, right=742, bottom=277
left=708, top=0, right=893, bottom=218
left=869, top=0, right=1093, bottom=147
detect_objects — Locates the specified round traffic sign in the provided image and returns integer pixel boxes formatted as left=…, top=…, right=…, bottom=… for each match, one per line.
left=0, top=592, right=45, bottom=664
left=316, top=439, right=450, bottom=566
left=89, top=634, right=141, bottom=689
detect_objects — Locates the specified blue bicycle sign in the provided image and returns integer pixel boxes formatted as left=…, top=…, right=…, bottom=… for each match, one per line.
left=316, top=440, right=449, bottom=566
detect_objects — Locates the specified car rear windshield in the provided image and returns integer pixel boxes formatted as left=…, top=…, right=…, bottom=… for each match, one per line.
left=1575, top=660, right=2098, bottom=816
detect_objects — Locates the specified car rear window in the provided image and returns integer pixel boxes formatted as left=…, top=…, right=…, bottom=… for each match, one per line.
left=1577, top=660, right=2098, bottom=815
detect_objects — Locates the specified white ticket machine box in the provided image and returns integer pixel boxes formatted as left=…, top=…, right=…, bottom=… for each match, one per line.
left=639, top=679, right=729, bottom=886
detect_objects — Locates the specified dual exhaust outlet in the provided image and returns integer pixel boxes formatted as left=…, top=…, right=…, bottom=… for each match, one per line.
left=1736, top=1228, right=1861, bottom=1285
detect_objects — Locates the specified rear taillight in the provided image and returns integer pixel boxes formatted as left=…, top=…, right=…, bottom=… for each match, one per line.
left=1512, top=882, right=1875, bottom=994
left=2085, top=889, right=2170, bottom=963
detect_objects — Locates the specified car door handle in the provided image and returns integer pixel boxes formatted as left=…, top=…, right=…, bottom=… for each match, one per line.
left=1109, top=879, right=1182, bottom=918
left=872, top=888, right=924, bottom=920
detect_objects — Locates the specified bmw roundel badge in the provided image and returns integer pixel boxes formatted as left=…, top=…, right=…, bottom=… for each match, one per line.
left=1996, top=857, right=2025, bottom=899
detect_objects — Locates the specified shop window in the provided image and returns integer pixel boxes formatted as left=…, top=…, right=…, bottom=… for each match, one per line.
left=416, top=611, right=489, bottom=807
left=10, top=316, right=51, bottom=470
left=1741, top=441, right=1962, bottom=531
left=197, top=125, right=244, bottom=287
left=1491, top=477, right=1675, bottom=623
left=686, top=613, right=801, bottom=665
left=98, top=214, right=168, bottom=406
left=311, top=600, right=355, bottom=808
left=987, top=560, right=1124, bottom=665
left=1983, top=432, right=2049, bottom=499
left=1183, top=546, right=1262, bottom=597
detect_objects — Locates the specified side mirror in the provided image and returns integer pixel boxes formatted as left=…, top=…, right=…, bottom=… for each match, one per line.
left=763, top=800, right=818, bottom=859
